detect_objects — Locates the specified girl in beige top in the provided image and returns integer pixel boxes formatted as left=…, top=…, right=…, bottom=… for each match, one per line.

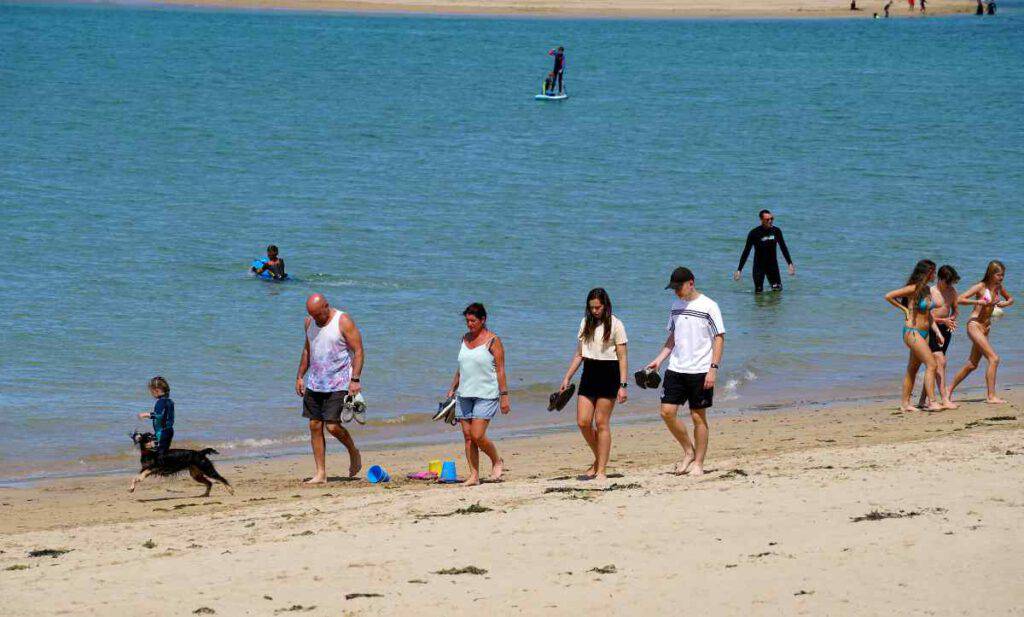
left=559, top=288, right=628, bottom=480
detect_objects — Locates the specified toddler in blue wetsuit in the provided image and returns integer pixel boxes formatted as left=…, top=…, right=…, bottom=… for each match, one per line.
left=138, top=376, right=174, bottom=456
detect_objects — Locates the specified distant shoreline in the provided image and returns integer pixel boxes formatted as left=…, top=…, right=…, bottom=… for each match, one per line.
left=46, top=0, right=974, bottom=19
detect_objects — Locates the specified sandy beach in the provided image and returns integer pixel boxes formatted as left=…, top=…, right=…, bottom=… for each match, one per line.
left=141, top=0, right=972, bottom=18
left=2, top=388, right=1021, bottom=615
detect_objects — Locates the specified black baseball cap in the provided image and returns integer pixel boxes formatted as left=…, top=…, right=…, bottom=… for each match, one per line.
left=665, top=267, right=695, bottom=290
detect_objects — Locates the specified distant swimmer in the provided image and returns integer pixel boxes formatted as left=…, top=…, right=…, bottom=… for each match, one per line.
left=548, top=46, right=565, bottom=95
left=252, top=244, right=286, bottom=280
left=733, top=209, right=795, bottom=293
left=975, top=0, right=983, bottom=14
left=884, top=0, right=892, bottom=16
left=986, top=0, right=995, bottom=14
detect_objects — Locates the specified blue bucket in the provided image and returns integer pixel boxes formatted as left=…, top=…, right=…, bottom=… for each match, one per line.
left=439, top=460, right=458, bottom=483
left=367, top=465, right=390, bottom=484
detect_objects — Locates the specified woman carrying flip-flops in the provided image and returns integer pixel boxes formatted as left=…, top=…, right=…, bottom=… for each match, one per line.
left=558, top=288, right=629, bottom=481
left=446, top=303, right=510, bottom=486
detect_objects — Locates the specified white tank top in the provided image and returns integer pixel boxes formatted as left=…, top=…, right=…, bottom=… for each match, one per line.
left=457, top=337, right=499, bottom=399
left=305, top=309, right=352, bottom=393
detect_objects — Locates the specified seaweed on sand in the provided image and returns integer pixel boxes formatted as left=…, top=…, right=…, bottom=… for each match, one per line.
left=417, top=503, right=492, bottom=519
left=28, top=549, right=71, bottom=558
left=851, top=507, right=946, bottom=522
left=543, top=483, right=641, bottom=494
left=434, top=566, right=487, bottom=575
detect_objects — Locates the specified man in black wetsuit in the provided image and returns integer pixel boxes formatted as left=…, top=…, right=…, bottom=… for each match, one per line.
left=733, top=209, right=795, bottom=293
left=548, top=46, right=565, bottom=94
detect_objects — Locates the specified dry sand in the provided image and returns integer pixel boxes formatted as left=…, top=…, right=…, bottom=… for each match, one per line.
left=146, top=0, right=972, bottom=19
left=1, top=389, right=1022, bottom=615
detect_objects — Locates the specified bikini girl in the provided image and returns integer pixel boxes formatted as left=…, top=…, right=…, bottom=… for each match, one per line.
left=948, top=260, right=1014, bottom=404
left=885, top=259, right=947, bottom=412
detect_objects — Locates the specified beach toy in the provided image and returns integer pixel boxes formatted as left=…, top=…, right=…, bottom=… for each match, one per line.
left=367, top=465, right=390, bottom=484
left=250, top=258, right=273, bottom=280
left=428, top=460, right=442, bottom=475
left=439, top=460, right=459, bottom=484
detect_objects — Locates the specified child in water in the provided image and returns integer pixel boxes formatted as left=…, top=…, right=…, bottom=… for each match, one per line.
left=138, top=376, right=175, bottom=456
left=252, top=244, right=287, bottom=280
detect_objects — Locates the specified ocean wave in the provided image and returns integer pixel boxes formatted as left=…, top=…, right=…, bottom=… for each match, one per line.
left=303, top=274, right=402, bottom=290
left=212, top=435, right=306, bottom=450
left=720, top=368, right=758, bottom=402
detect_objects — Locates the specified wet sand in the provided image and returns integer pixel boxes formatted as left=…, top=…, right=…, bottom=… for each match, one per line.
left=1, top=389, right=1021, bottom=615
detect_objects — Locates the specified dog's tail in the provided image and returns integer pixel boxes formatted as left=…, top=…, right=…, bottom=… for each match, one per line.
left=199, top=448, right=219, bottom=457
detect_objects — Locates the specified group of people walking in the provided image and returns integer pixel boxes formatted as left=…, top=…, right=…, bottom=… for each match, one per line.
left=886, top=260, right=1013, bottom=412
left=295, top=266, right=725, bottom=485
left=287, top=213, right=1009, bottom=487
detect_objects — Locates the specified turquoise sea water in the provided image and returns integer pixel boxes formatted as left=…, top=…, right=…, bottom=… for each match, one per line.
left=1, top=2, right=1022, bottom=480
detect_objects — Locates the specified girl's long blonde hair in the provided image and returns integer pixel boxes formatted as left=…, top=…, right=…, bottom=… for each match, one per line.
left=981, top=260, right=1005, bottom=286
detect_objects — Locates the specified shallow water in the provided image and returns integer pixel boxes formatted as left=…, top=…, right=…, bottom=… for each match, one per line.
left=1, top=2, right=1022, bottom=480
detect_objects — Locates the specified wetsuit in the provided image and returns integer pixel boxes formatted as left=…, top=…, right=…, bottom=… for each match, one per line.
left=152, top=395, right=175, bottom=456
left=550, top=50, right=565, bottom=93
left=737, top=225, right=793, bottom=293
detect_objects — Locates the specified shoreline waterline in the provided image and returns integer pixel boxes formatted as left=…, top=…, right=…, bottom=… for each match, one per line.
left=1, top=381, right=1017, bottom=487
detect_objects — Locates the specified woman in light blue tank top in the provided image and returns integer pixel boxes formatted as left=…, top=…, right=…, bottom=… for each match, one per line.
left=446, top=303, right=510, bottom=486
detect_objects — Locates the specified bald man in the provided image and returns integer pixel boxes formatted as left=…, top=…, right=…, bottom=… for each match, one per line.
left=296, top=293, right=364, bottom=483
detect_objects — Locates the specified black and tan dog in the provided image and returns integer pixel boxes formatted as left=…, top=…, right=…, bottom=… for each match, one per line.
left=129, top=431, right=234, bottom=496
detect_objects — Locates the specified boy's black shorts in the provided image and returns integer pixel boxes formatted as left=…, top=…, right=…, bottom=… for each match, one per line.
left=661, top=370, right=713, bottom=410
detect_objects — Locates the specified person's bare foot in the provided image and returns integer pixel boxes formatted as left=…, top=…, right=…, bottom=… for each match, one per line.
left=674, top=453, right=695, bottom=475
left=687, top=464, right=705, bottom=476
left=986, top=397, right=1007, bottom=404
left=593, top=473, right=608, bottom=481
left=924, top=403, right=944, bottom=412
left=941, top=400, right=959, bottom=410
left=463, top=475, right=480, bottom=487
left=349, top=450, right=362, bottom=478
left=303, top=475, right=327, bottom=485
left=490, top=459, right=504, bottom=482
left=898, top=404, right=917, bottom=412
left=584, top=462, right=597, bottom=477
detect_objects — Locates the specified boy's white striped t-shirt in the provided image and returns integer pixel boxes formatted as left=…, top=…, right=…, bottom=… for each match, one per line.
left=666, top=294, right=725, bottom=374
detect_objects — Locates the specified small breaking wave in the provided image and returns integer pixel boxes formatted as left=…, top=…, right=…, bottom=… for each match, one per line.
left=720, top=368, right=757, bottom=402
left=303, top=273, right=402, bottom=290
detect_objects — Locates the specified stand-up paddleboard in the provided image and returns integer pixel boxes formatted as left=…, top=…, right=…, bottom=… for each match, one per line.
left=535, top=92, right=568, bottom=101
